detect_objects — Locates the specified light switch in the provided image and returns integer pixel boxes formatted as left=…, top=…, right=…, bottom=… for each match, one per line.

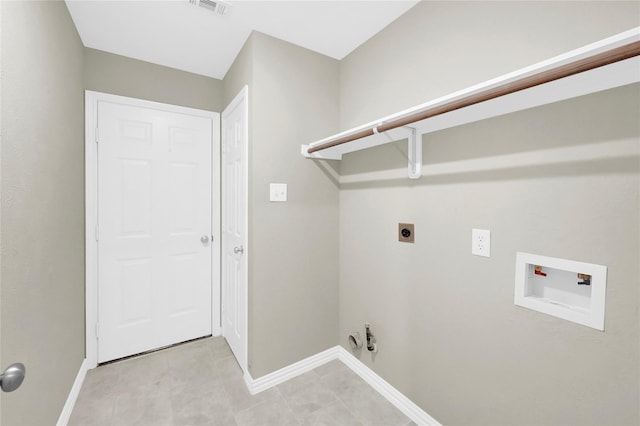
left=270, top=183, right=287, bottom=202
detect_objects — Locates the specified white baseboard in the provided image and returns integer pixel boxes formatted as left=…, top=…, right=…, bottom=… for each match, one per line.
left=336, top=347, right=441, bottom=426
left=61, top=345, right=440, bottom=425
left=57, top=358, right=90, bottom=426
left=244, top=346, right=341, bottom=395
left=244, top=345, right=440, bottom=426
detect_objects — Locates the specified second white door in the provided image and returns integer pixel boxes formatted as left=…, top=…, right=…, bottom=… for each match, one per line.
left=97, top=100, right=217, bottom=363
left=222, top=87, right=248, bottom=371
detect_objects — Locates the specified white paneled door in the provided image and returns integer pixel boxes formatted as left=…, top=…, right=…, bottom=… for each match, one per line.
left=222, top=87, right=248, bottom=372
left=97, top=101, right=215, bottom=363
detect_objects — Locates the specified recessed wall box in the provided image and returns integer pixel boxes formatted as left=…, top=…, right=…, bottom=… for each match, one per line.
left=398, top=223, right=414, bottom=243
left=514, top=252, right=607, bottom=331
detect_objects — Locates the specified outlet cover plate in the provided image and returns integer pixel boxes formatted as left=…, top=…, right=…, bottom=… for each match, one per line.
left=472, top=228, right=490, bottom=257
left=270, top=183, right=287, bottom=202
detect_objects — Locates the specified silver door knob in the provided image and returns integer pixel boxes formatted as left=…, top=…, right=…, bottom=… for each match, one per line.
left=1, top=363, right=25, bottom=393
left=234, top=246, right=244, bottom=254
left=201, top=235, right=209, bottom=244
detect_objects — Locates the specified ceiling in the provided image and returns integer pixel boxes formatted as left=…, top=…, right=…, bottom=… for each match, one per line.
left=65, top=0, right=419, bottom=80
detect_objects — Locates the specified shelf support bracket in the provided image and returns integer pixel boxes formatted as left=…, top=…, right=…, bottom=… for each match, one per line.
left=406, top=127, right=421, bottom=179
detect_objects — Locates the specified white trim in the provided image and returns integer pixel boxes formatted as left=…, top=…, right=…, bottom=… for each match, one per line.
left=244, top=346, right=341, bottom=395
left=84, top=91, right=221, bottom=367
left=85, top=93, right=99, bottom=367
left=337, top=347, right=441, bottom=426
left=210, top=110, right=222, bottom=337
left=56, top=358, right=90, bottom=426
left=243, top=345, right=440, bottom=426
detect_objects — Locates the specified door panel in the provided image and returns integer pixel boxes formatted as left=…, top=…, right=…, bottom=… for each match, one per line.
left=120, top=159, right=152, bottom=235
left=97, top=101, right=213, bottom=363
left=169, top=163, right=197, bottom=231
left=118, top=258, right=153, bottom=326
left=168, top=253, right=199, bottom=315
left=222, top=87, right=248, bottom=371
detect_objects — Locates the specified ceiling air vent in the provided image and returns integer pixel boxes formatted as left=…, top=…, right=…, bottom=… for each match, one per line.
left=188, top=0, right=231, bottom=16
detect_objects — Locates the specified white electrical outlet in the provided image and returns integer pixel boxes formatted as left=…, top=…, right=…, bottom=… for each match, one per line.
left=472, top=229, right=491, bottom=257
left=269, top=183, right=287, bottom=202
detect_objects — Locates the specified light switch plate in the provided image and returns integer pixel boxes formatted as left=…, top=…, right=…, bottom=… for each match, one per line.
left=472, top=228, right=490, bottom=257
left=270, top=183, right=287, bottom=202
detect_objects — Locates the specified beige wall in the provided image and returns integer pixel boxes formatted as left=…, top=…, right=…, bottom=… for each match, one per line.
left=85, top=47, right=223, bottom=112
left=250, top=33, right=340, bottom=377
left=223, top=35, right=254, bottom=108
left=223, top=32, right=341, bottom=378
left=0, top=2, right=85, bottom=424
left=1, top=1, right=637, bottom=424
left=341, top=1, right=640, bottom=129
left=338, top=2, right=640, bottom=425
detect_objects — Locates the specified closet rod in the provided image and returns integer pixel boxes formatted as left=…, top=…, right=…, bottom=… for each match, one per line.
left=307, top=40, right=640, bottom=155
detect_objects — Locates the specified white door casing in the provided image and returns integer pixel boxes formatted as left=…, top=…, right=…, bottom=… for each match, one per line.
left=85, top=91, right=221, bottom=366
left=221, top=86, right=249, bottom=372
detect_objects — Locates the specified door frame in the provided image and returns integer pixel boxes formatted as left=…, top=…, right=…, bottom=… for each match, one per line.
left=221, top=86, right=249, bottom=373
left=84, top=91, right=221, bottom=368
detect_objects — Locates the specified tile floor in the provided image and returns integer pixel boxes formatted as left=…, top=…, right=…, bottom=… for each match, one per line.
left=69, top=337, right=413, bottom=426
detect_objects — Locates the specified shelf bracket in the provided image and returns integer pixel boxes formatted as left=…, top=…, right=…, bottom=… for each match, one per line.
left=301, top=144, right=342, bottom=160
left=406, top=126, right=421, bottom=179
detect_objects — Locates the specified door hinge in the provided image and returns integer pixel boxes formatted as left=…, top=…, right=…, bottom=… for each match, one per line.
left=95, top=128, right=99, bottom=143
left=95, top=225, right=99, bottom=242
